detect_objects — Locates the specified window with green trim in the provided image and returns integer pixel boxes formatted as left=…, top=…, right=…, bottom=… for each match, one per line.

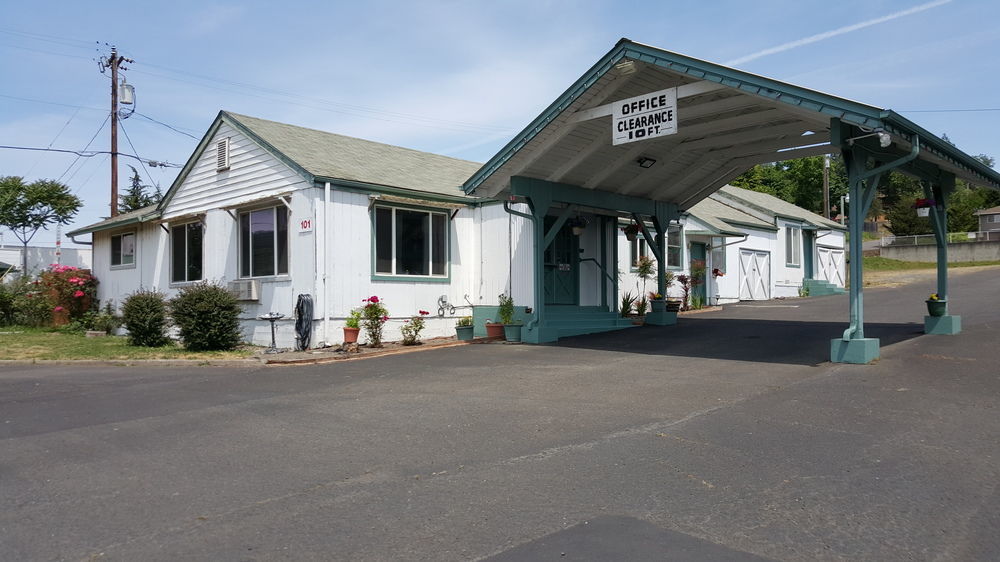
left=239, top=206, right=288, bottom=278
left=629, top=226, right=681, bottom=268
left=374, top=206, right=447, bottom=277
left=110, top=232, right=135, bottom=267
left=785, top=225, right=801, bottom=266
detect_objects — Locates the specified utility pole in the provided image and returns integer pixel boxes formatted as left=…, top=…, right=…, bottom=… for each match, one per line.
left=823, top=154, right=831, bottom=220
left=99, top=47, right=133, bottom=217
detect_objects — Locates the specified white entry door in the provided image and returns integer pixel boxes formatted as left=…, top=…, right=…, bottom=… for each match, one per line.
left=739, top=249, right=771, bottom=300
left=818, top=247, right=845, bottom=287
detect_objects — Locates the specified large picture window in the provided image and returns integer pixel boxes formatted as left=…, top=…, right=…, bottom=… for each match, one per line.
left=374, top=206, right=447, bottom=277
left=110, top=232, right=135, bottom=267
left=239, top=206, right=288, bottom=277
left=786, top=225, right=802, bottom=267
left=171, top=222, right=204, bottom=283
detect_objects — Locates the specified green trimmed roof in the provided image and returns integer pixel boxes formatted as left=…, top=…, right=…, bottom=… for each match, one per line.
left=67, top=205, right=160, bottom=237
left=714, top=185, right=846, bottom=231
left=223, top=112, right=483, bottom=198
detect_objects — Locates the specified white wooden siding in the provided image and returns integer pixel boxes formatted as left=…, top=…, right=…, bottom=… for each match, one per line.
left=161, top=122, right=310, bottom=221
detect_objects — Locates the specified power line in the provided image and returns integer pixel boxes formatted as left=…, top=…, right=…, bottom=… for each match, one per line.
left=58, top=113, right=110, bottom=182
left=25, top=107, right=81, bottom=177
left=134, top=112, right=199, bottom=139
left=119, top=121, right=158, bottom=187
left=1, top=145, right=180, bottom=167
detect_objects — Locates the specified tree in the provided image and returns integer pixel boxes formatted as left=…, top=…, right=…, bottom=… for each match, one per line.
left=0, top=176, right=81, bottom=275
left=118, top=166, right=162, bottom=213
left=884, top=196, right=932, bottom=236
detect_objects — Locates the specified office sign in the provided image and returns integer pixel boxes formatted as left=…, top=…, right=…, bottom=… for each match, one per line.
left=612, top=88, right=677, bottom=145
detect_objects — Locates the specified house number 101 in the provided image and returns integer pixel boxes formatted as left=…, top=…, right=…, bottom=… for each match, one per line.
left=299, top=219, right=313, bottom=232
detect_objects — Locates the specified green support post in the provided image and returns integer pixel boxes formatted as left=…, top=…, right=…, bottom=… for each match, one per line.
left=923, top=176, right=961, bottom=335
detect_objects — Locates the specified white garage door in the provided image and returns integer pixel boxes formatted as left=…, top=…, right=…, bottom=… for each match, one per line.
left=818, top=247, right=845, bottom=287
left=739, top=249, right=771, bottom=301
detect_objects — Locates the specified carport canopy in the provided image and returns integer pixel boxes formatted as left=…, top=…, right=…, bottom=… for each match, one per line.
left=464, top=38, right=1000, bottom=363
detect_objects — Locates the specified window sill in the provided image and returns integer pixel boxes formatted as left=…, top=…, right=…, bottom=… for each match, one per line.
left=372, top=274, right=451, bottom=284
left=169, top=280, right=203, bottom=288
left=110, top=263, right=136, bottom=271
left=239, top=275, right=292, bottom=283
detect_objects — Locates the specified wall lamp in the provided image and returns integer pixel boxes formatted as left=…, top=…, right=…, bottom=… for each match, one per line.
left=636, top=156, right=657, bottom=168
left=846, top=130, right=892, bottom=148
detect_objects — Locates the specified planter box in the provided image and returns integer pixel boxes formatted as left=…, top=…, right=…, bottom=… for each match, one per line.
left=503, top=324, right=523, bottom=342
left=455, top=325, right=474, bottom=341
left=485, top=322, right=505, bottom=340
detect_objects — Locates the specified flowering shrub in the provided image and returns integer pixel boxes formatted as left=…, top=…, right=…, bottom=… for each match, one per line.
left=928, top=293, right=940, bottom=301
left=400, top=310, right=430, bottom=346
left=40, top=264, right=97, bottom=320
left=361, top=296, right=389, bottom=347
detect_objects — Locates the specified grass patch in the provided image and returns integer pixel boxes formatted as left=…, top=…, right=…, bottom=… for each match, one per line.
left=0, top=327, right=257, bottom=361
left=864, top=257, right=1000, bottom=271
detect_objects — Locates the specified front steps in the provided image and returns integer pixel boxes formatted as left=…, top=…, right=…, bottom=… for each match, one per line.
left=803, top=278, right=846, bottom=297
left=523, top=306, right=637, bottom=343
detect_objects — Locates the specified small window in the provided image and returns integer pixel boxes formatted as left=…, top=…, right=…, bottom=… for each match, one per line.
left=216, top=138, right=230, bottom=171
left=711, top=237, right=726, bottom=275
left=171, top=222, right=203, bottom=283
left=989, top=215, right=1000, bottom=223
left=239, top=206, right=289, bottom=278
left=786, top=225, right=802, bottom=266
left=374, top=206, right=448, bottom=277
left=110, top=232, right=135, bottom=267
left=629, top=226, right=682, bottom=269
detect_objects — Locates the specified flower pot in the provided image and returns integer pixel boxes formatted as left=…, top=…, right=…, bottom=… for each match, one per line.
left=665, top=299, right=682, bottom=312
left=571, top=226, right=584, bottom=235
left=503, top=324, right=522, bottom=342
left=624, top=231, right=637, bottom=242
left=455, top=325, right=474, bottom=341
left=343, top=326, right=360, bottom=343
left=485, top=322, right=505, bottom=340
left=916, top=207, right=930, bottom=217
left=926, top=299, right=947, bottom=317
left=650, top=299, right=666, bottom=313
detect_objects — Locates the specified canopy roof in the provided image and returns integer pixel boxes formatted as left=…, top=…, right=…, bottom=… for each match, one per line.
left=464, top=39, right=1000, bottom=209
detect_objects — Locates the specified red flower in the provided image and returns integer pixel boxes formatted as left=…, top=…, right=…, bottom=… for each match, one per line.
left=418, top=310, right=429, bottom=316
left=382, top=315, right=389, bottom=322
left=368, top=295, right=380, bottom=303
left=73, top=290, right=85, bottom=298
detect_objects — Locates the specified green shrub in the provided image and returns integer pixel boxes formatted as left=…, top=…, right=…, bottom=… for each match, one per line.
left=498, top=293, right=515, bottom=324
left=11, top=277, right=52, bottom=327
left=122, top=289, right=169, bottom=347
left=0, top=282, right=15, bottom=326
left=170, top=282, right=242, bottom=351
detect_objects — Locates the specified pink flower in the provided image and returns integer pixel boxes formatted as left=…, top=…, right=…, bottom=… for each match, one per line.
left=368, top=295, right=380, bottom=303
left=53, top=306, right=64, bottom=312
left=73, top=290, right=85, bottom=298
left=382, top=315, right=389, bottom=322
left=418, top=310, right=429, bottom=316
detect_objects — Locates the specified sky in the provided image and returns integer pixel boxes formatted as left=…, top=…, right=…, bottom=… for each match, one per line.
left=2, top=0, right=998, bottom=248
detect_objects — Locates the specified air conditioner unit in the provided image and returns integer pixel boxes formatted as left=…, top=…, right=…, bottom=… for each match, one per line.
left=227, top=279, right=260, bottom=301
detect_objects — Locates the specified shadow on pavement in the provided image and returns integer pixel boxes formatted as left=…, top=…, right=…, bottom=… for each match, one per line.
left=550, top=316, right=926, bottom=366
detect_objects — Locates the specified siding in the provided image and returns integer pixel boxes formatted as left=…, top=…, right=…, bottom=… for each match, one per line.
left=162, top=123, right=310, bottom=220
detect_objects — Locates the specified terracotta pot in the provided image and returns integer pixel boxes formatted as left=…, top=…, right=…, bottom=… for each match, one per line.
left=485, top=322, right=506, bottom=340
left=343, top=326, right=360, bottom=343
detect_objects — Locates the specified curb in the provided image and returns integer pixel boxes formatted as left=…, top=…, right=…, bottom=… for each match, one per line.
left=0, top=358, right=264, bottom=367
left=264, top=339, right=479, bottom=366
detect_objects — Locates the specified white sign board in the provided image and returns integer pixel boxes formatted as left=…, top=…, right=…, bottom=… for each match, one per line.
left=612, top=88, right=677, bottom=146
left=298, top=217, right=314, bottom=233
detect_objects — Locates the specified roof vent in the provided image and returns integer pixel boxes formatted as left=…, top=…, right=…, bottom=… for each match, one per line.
left=216, top=138, right=230, bottom=171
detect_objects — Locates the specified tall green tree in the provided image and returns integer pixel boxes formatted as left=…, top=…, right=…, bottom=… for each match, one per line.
left=118, top=166, right=162, bottom=213
left=0, top=176, right=82, bottom=275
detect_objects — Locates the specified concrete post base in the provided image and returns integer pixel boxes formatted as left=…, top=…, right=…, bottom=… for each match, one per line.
left=830, top=337, right=880, bottom=364
left=925, top=315, right=961, bottom=335
left=644, top=311, right=677, bottom=326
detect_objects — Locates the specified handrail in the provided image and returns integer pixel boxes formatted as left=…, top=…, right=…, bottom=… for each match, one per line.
left=578, top=257, right=616, bottom=285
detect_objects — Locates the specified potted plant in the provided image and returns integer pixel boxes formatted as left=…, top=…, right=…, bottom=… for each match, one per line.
left=498, top=292, right=522, bottom=342
left=926, top=293, right=947, bottom=317
left=622, top=222, right=640, bottom=242
left=343, top=308, right=362, bottom=343
left=455, top=316, right=474, bottom=341
left=649, top=292, right=666, bottom=313
left=567, top=216, right=588, bottom=235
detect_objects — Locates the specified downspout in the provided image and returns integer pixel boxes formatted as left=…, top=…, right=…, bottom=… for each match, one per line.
left=843, top=135, right=920, bottom=341
left=323, top=181, right=331, bottom=347
left=503, top=200, right=539, bottom=331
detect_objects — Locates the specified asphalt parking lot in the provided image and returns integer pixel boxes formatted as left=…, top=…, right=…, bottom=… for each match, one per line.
left=2, top=268, right=998, bottom=561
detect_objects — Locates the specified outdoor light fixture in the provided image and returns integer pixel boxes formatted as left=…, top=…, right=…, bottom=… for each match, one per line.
left=846, top=129, right=892, bottom=148
left=636, top=156, right=656, bottom=168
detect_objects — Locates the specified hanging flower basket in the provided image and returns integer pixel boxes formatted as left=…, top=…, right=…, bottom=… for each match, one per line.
left=914, top=198, right=935, bottom=217
left=567, top=216, right=588, bottom=235
left=916, top=207, right=930, bottom=217
left=622, top=223, right=640, bottom=242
